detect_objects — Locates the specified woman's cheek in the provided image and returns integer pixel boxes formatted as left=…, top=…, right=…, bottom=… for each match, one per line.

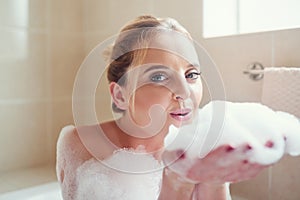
left=191, top=84, right=203, bottom=106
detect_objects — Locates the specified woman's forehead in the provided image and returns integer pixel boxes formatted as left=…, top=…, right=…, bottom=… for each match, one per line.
left=141, top=49, right=198, bottom=68
left=147, top=32, right=199, bottom=66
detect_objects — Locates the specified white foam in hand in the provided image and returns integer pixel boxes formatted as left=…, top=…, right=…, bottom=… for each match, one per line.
left=275, top=111, right=300, bottom=156
left=164, top=101, right=300, bottom=166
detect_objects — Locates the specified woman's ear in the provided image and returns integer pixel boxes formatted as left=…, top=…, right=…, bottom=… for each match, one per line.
left=109, top=82, right=128, bottom=110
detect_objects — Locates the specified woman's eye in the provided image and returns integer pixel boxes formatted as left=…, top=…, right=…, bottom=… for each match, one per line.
left=150, top=73, right=168, bottom=82
left=185, top=72, right=201, bottom=80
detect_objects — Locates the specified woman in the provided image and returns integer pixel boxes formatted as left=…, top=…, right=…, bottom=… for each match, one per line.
left=56, top=15, right=267, bottom=200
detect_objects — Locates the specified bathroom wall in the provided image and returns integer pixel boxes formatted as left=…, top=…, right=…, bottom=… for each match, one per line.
left=0, top=0, right=84, bottom=174
left=47, top=0, right=85, bottom=166
left=1, top=0, right=299, bottom=198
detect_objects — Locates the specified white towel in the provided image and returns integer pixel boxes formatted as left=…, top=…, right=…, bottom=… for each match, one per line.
left=261, top=67, right=300, bottom=118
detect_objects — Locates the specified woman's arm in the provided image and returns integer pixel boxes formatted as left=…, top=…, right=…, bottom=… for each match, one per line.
left=158, top=167, right=195, bottom=200
left=192, top=183, right=228, bottom=200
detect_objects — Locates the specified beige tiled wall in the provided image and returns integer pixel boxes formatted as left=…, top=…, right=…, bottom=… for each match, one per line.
left=0, top=0, right=49, bottom=173
left=0, top=0, right=84, bottom=173
left=44, top=0, right=85, bottom=164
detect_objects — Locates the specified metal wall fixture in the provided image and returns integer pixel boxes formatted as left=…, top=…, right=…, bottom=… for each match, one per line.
left=243, top=62, right=264, bottom=81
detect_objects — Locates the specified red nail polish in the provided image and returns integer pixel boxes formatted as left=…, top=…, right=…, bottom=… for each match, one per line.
left=243, top=160, right=249, bottom=164
left=265, top=140, right=274, bottom=148
left=226, top=146, right=235, bottom=152
left=176, top=150, right=185, bottom=159
left=246, top=144, right=252, bottom=150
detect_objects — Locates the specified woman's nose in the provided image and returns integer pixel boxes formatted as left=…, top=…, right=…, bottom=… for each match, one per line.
left=172, top=76, right=190, bottom=100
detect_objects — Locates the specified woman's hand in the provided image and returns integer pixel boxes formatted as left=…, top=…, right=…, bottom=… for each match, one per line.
left=158, top=163, right=230, bottom=200
left=160, top=144, right=270, bottom=199
left=162, top=144, right=270, bottom=184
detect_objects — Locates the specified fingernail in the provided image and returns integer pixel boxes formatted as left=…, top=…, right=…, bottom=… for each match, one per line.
left=226, top=146, right=235, bottom=152
left=265, top=140, right=274, bottom=148
left=176, top=149, right=185, bottom=160
left=243, top=160, right=249, bottom=164
left=246, top=144, right=252, bottom=151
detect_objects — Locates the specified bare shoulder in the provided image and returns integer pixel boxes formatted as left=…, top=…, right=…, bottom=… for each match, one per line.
left=57, top=125, right=93, bottom=161
left=56, top=122, right=119, bottom=198
left=56, top=125, right=97, bottom=185
left=57, top=125, right=88, bottom=154
left=57, top=125, right=91, bottom=155
left=56, top=122, right=118, bottom=168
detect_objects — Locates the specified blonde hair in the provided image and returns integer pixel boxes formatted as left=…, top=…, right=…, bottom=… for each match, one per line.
left=106, top=15, right=192, bottom=113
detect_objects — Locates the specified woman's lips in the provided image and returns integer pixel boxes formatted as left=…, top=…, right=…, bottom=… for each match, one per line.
left=170, top=108, right=192, bottom=121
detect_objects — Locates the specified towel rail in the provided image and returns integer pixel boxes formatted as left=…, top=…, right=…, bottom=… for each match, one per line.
left=243, top=62, right=264, bottom=80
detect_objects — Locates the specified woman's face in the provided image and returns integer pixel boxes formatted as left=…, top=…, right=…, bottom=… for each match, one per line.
left=123, top=34, right=203, bottom=131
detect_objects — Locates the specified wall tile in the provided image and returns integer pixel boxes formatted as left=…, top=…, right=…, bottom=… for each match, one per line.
left=151, top=0, right=202, bottom=39
left=0, top=31, right=48, bottom=100
left=95, top=75, right=115, bottom=123
left=230, top=169, right=270, bottom=199
left=48, top=0, right=84, bottom=33
left=28, top=0, right=47, bottom=30
left=200, top=32, right=273, bottom=102
left=83, top=32, right=113, bottom=55
left=0, top=0, right=30, bottom=29
left=273, top=28, right=300, bottom=66
left=269, top=156, right=300, bottom=200
left=0, top=102, right=48, bottom=172
left=49, top=33, right=85, bottom=97
left=0, top=30, right=31, bottom=63
left=0, top=0, right=49, bottom=30
left=83, top=0, right=111, bottom=32
left=107, top=0, right=154, bottom=33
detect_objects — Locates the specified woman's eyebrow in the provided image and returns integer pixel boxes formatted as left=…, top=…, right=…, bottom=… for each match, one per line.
left=143, top=65, right=169, bottom=73
left=143, top=63, right=200, bottom=73
left=187, top=63, right=200, bottom=69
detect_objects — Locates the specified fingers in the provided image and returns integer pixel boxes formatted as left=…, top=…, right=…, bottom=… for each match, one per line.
left=163, top=143, right=271, bottom=184
left=186, top=143, right=268, bottom=183
left=224, top=162, right=268, bottom=183
left=218, top=144, right=269, bottom=183
left=206, top=143, right=252, bottom=167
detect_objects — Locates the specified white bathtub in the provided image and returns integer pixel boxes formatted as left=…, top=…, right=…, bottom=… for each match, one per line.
left=0, top=181, right=247, bottom=200
left=0, top=182, right=62, bottom=200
